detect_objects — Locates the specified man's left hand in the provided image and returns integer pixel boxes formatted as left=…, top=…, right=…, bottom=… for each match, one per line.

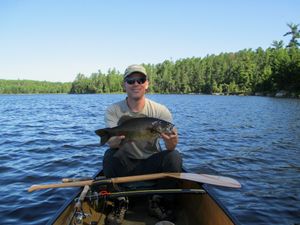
left=161, top=128, right=178, bottom=151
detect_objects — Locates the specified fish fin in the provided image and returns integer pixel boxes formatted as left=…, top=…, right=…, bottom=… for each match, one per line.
left=95, top=129, right=111, bottom=146
left=118, top=115, right=134, bottom=125
left=118, top=114, right=147, bottom=125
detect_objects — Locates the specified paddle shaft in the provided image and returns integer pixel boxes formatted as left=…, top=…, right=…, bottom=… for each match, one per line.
left=62, top=176, right=106, bottom=183
left=28, top=173, right=168, bottom=192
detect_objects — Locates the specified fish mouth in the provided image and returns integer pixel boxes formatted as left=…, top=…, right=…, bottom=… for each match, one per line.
left=167, top=124, right=175, bottom=134
left=151, top=121, right=175, bottom=135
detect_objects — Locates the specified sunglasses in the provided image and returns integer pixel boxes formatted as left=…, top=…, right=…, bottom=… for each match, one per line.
left=125, top=77, right=147, bottom=85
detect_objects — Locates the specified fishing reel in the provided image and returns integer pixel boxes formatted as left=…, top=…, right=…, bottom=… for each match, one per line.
left=73, top=210, right=91, bottom=225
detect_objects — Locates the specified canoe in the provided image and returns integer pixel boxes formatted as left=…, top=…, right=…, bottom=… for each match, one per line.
left=45, top=169, right=240, bottom=225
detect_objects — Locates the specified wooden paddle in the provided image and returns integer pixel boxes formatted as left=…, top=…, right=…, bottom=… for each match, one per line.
left=28, top=172, right=241, bottom=192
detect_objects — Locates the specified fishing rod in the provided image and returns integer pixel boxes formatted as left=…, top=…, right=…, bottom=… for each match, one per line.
left=81, top=188, right=206, bottom=201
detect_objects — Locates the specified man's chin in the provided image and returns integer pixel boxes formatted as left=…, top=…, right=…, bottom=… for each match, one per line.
left=130, top=94, right=144, bottom=100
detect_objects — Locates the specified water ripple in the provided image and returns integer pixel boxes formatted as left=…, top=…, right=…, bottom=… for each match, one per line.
left=0, top=94, right=299, bottom=225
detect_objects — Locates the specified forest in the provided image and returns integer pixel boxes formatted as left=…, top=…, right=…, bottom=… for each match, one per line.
left=1, top=23, right=299, bottom=97
left=0, top=80, right=71, bottom=94
left=69, top=46, right=300, bottom=96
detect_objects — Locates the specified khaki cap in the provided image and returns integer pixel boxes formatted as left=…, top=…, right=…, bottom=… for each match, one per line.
left=124, top=64, right=147, bottom=79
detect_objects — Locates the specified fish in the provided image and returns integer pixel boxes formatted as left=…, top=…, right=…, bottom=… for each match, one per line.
left=95, top=116, right=175, bottom=146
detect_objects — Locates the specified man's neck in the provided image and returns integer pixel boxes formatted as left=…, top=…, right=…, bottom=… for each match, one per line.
left=126, top=97, right=146, bottom=113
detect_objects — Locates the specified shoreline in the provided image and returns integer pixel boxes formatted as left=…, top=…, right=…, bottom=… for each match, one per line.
left=1, top=91, right=299, bottom=99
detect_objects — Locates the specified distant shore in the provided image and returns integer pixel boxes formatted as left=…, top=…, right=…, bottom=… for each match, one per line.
left=1, top=91, right=299, bottom=99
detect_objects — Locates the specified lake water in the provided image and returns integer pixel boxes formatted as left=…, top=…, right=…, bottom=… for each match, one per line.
left=0, top=94, right=299, bottom=225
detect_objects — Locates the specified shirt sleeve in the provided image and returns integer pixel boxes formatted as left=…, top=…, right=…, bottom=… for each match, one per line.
left=104, top=105, right=118, bottom=127
left=159, top=105, right=173, bottom=123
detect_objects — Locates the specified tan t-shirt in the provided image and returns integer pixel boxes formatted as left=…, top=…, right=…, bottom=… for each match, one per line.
left=104, top=98, right=173, bottom=159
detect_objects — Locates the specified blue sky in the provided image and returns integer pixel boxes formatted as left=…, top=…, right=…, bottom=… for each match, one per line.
left=0, top=0, right=299, bottom=82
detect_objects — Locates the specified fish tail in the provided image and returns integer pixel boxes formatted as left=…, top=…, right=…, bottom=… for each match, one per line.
left=95, top=129, right=111, bottom=146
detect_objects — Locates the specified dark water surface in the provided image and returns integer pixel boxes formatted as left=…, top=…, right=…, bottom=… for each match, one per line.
left=0, top=94, right=299, bottom=225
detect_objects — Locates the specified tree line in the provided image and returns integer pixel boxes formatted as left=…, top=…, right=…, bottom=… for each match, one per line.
left=1, top=23, right=299, bottom=96
left=70, top=47, right=300, bottom=96
left=0, top=79, right=71, bottom=94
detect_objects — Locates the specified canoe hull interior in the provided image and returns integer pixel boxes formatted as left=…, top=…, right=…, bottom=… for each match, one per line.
left=50, top=178, right=237, bottom=225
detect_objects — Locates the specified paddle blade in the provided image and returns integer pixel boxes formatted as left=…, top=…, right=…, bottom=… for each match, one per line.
left=166, top=173, right=241, bottom=188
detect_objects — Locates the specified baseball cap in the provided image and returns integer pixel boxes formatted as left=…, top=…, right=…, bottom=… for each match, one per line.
left=124, top=64, right=147, bottom=79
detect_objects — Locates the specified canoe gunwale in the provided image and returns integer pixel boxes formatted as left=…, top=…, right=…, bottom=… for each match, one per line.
left=202, top=184, right=241, bottom=225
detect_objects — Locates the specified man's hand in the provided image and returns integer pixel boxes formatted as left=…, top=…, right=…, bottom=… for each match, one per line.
left=161, top=128, right=178, bottom=151
left=107, top=136, right=125, bottom=149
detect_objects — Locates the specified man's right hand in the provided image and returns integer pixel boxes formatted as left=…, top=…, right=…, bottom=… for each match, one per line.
left=107, top=136, right=125, bottom=149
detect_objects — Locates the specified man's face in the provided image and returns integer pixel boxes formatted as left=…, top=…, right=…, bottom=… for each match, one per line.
left=124, top=72, right=149, bottom=100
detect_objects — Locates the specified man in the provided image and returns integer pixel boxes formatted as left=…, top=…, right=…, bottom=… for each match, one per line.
left=103, top=64, right=182, bottom=177
left=102, top=64, right=182, bottom=224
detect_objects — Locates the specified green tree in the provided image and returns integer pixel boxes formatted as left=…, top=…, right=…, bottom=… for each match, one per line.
left=272, top=40, right=284, bottom=49
left=284, top=23, right=300, bottom=48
